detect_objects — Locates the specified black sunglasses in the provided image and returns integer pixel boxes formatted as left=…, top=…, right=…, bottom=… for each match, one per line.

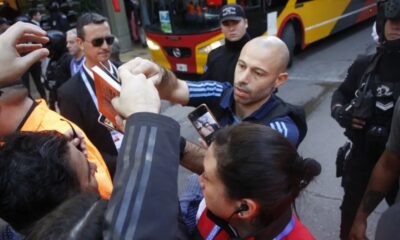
left=90, top=36, right=115, bottom=47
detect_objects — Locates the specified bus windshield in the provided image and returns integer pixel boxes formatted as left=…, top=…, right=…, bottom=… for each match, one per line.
left=140, top=0, right=227, bottom=34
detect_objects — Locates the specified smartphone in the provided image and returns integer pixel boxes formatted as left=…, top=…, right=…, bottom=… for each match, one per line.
left=98, top=114, right=120, bottom=133
left=188, top=104, right=220, bottom=145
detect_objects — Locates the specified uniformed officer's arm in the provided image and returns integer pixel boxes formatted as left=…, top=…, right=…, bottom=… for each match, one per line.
left=118, top=57, right=190, bottom=105
left=350, top=149, right=400, bottom=240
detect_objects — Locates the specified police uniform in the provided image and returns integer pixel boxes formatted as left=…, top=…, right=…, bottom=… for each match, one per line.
left=331, top=49, right=400, bottom=239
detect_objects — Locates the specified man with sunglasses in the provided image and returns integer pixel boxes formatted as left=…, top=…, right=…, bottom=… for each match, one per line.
left=58, top=13, right=121, bottom=177
left=201, top=4, right=250, bottom=84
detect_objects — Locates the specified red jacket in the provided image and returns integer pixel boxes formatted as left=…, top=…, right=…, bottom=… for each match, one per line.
left=196, top=200, right=315, bottom=240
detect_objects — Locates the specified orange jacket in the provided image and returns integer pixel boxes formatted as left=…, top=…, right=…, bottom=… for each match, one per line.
left=20, top=99, right=113, bottom=199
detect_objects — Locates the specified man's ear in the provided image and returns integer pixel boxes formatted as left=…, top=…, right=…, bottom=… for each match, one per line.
left=244, top=19, right=248, bottom=29
left=77, top=37, right=84, bottom=51
left=236, top=199, right=260, bottom=220
left=274, top=72, right=288, bottom=88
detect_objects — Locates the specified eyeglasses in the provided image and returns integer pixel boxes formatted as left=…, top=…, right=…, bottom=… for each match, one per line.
left=88, top=36, right=115, bottom=47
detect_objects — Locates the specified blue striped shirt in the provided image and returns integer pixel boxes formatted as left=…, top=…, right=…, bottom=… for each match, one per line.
left=187, top=81, right=299, bottom=146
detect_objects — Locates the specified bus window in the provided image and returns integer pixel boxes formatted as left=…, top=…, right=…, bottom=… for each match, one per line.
left=142, top=0, right=228, bottom=34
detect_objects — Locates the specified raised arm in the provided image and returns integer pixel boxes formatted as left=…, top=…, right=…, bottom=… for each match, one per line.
left=104, top=63, right=188, bottom=239
left=0, top=22, right=49, bottom=86
left=118, top=57, right=190, bottom=105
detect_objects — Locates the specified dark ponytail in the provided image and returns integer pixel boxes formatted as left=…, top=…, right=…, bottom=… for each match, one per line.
left=213, top=122, right=322, bottom=224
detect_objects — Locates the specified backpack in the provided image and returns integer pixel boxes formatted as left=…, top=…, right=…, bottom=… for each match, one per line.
left=260, top=96, right=308, bottom=148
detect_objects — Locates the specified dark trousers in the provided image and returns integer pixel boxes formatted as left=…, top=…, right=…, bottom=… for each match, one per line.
left=22, top=62, right=46, bottom=99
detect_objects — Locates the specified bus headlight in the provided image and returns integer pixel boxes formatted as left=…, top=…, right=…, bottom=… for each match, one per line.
left=146, top=39, right=160, bottom=50
left=199, top=39, right=225, bottom=54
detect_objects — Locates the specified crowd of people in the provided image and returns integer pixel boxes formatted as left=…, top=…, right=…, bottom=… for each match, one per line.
left=0, top=1, right=399, bottom=239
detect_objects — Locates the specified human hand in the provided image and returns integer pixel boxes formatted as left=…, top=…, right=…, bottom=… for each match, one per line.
left=331, top=105, right=353, bottom=129
left=348, top=218, right=368, bottom=240
left=118, top=57, right=164, bottom=86
left=351, top=117, right=366, bottom=129
left=0, top=22, right=49, bottom=86
left=112, top=64, right=160, bottom=120
left=63, top=128, right=88, bottom=158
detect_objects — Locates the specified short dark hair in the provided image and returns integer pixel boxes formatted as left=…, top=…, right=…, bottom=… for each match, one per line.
left=28, top=8, right=40, bottom=18
left=26, top=193, right=107, bottom=240
left=0, top=131, right=81, bottom=231
left=76, top=12, right=108, bottom=40
left=213, top=123, right=321, bottom=224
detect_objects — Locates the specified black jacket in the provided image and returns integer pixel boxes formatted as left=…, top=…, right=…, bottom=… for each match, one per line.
left=58, top=65, right=118, bottom=174
left=331, top=51, right=400, bottom=169
left=103, top=112, right=189, bottom=239
left=201, top=34, right=250, bottom=84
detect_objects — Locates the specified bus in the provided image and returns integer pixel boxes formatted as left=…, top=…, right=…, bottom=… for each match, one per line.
left=139, top=0, right=377, bottom=76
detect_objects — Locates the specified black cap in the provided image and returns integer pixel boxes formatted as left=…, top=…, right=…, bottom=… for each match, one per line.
left=219, top=4, right=246, bottom=23
left=384, top=0, right=400, bottom=19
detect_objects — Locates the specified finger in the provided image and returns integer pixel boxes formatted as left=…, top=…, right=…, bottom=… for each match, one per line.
left=63, top=129, right=74, bottom=140
left=111, top=97, right=125, bottom=118
left=148, top=73, right=161, bottom=85
left=5, top=22, right=47, bottom=43
left=18, top=33, right=49, bottom=44
left=352, top=118, right=366, bottom=125
left=352, top=123, right=364, bottom=129
left=18, top=48, right=49, bottom=71
left=198, top=138, right=208, bottom=149
left=71, top=138, right=80, bottom=148
left=16, top=43, right=44, bottom=54
left=115, top=115, right=126, bottom=133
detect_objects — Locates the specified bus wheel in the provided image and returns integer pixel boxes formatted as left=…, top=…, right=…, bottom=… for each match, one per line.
left=280, top=22, right=296, bottom=67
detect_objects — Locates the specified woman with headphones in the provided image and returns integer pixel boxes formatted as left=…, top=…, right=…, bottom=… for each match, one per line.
left=186, top=123, right=321, bottom=239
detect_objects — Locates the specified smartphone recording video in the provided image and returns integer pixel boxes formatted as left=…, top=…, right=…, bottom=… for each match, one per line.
left=188, top=104, right=220, bottom=145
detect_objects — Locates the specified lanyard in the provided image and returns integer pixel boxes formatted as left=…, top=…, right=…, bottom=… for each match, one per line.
left=205, top=215, right=295, bottom=240
left=80, top=68, right=99, bottom=110
left=273, top=215, right=295, bottom=240
left=206, top=225, right=220, bottom=240
left=80, top=62, right=118, bottom=109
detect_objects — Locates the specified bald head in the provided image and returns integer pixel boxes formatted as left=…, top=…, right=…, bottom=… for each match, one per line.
left=242, top=36, right=290, bottom=72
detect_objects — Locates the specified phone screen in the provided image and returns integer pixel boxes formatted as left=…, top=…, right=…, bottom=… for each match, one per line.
left=188, top=104, right=220, bottom=145
left=98, top=114, right=120, bottom=133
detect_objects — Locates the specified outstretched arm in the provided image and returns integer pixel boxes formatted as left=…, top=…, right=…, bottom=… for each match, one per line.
left=119, top=57, right=190, bottom=105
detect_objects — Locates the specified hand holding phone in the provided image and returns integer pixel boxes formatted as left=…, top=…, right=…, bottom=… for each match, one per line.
left=188, top=104, right=220, bottom=145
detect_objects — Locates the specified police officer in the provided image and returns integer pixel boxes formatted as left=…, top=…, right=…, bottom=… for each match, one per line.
left=331, top=0, right=400, bottom=239
left=201, top=4, right=250, bottom=84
